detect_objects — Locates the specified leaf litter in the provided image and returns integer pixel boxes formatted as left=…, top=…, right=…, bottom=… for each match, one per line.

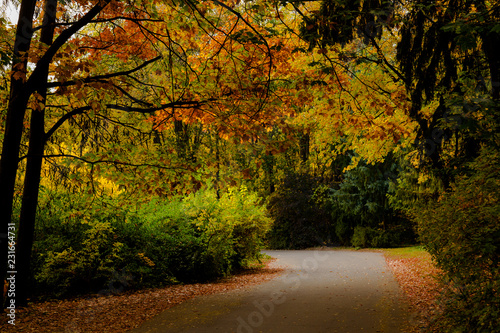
left=384, top=250, right=443, bottom=332
left=0, top=260, right=283, bottom=333
left=2, top=251, right=444, bottom=332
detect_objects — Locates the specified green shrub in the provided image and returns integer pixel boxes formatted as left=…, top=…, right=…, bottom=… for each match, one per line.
left=218, top=186, right=271, bottom=268
left=351, top=226, right=370, bottom=248
left=351, top=225, right=403, bottom=248
left=333, top=217, right=353, bottom=246
left=32, top=192, right=126, bottom=296
left=31, top=185, right=271, bottom=298
left=36, top=220, right=123, bottom=296
left=409, top=146, right=500, bottom=332
left=266, top=172, right=334, bottom=249
left=330, top=157, right=415, bottom=248
left=185, top=185, right=271, bottom=277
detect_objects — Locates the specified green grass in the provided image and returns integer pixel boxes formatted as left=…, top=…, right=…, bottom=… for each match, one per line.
left=241, top=253, right=273, bottom=270
left=381, top=245, right=429, bottom=259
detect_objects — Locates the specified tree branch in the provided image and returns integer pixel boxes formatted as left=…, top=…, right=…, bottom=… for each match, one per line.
left=44, top=100, right=211, bottom=142
left=44, top=106, right=91, bottom=143
left=366, top=34, right=407, bottom=85
left=108, top=99, right=208, bottom=112
left=33, top=16, right=164, bottom=31
left=42, top=154, right=187, bottom=171
left=46, top=56, right=162, bottom=88
left=211, top=0, right=273, bottom=112
left=27, top=0, right=113, bottom=93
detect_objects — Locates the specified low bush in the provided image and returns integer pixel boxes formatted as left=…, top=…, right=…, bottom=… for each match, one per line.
left=266, top=172, right=334, bottom=249
left=351, top=225, right=404, bottom=248
left=330, top=157, right=415, bottom=247
left=36, top=219, right=123, bottom=296
left=31, top=185, right=270, bottom=298
left=266, top=160, right=414, bottom=249
left=408, top=146, right=500, bottom=332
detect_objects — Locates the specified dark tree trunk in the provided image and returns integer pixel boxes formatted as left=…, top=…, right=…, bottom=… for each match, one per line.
left=477, top=1, right=500, bottom=101
left=174, top=119, right=189, bottom=161
left=263, top=153, right=275, bottom=194
left=15, top=0, right=57, bottom=306
left=215, top=132, right=220, bottom=199
left=0, top=0, right=37, bottom=310
left=15, top=109, right=46, bottom=307
left=482, top=36, right=500, bottom=101
left=1, top=0, right=111, bottom=308
left=174, top=120, right=202, bottom=163
left=299, top=132, right=310, bottom=164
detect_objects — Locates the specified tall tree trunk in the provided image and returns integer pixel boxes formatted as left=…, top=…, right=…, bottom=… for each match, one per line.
left=215, top=133, right=220, bottom=199
left=174, top=119, right=189, bottom=161
left=477, top=0, right=500, bottom=101
left=482, top=35, right=500, bottom=101
left=299, top=132, right=310, bottom=164
left=2, top=0, right=110, bottom=309
left=15, top=0, right=57, bottom=306
left=263, top=153, right=275, bottom=194
left=0, top=0, right=37, bottom=310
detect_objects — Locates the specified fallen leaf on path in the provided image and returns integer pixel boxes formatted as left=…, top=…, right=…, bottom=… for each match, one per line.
left=0, top=260, right=284, bottom=333
left=385, top=252, right=443, bottom=332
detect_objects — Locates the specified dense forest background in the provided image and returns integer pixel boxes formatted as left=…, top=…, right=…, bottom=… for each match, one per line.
left=1, top=0, right=499, bottom=331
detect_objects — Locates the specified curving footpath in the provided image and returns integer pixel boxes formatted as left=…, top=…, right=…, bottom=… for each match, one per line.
left=128, top=249, right=412, bottom=333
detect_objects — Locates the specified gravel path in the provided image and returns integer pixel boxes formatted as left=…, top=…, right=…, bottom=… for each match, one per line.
left=128, top=249, right=411, bottom=333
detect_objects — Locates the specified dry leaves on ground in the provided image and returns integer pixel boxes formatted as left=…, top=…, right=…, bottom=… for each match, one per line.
left=0, top=261, right=284, bottom=333
left=384, top=251, right=443, bottom=332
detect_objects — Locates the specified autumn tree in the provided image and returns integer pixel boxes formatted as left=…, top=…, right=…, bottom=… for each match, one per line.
left=292, top=0, right=499, bottom=183
left=1, top=0, right=298, bottom=308
left=284, top=0, right=500, bottom=329
left=0, top=0, right=169, bottom=308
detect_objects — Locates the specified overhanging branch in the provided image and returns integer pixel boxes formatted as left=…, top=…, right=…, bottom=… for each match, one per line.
left=33, top=17, right=164, bottom=32
left=44, top=100, right=211, bottom=142
left=42, top=154, right=188, bottom=171
left=46, top=56, right=162, bottom=89
left=27, top=0, right=113, bottom=93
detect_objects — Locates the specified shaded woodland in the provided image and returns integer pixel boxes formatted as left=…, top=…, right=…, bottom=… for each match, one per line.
left=1, top=0, right=499, bottom=331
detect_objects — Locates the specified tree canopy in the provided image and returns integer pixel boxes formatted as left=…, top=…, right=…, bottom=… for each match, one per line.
left=1, top=0, right=499, bottom=330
